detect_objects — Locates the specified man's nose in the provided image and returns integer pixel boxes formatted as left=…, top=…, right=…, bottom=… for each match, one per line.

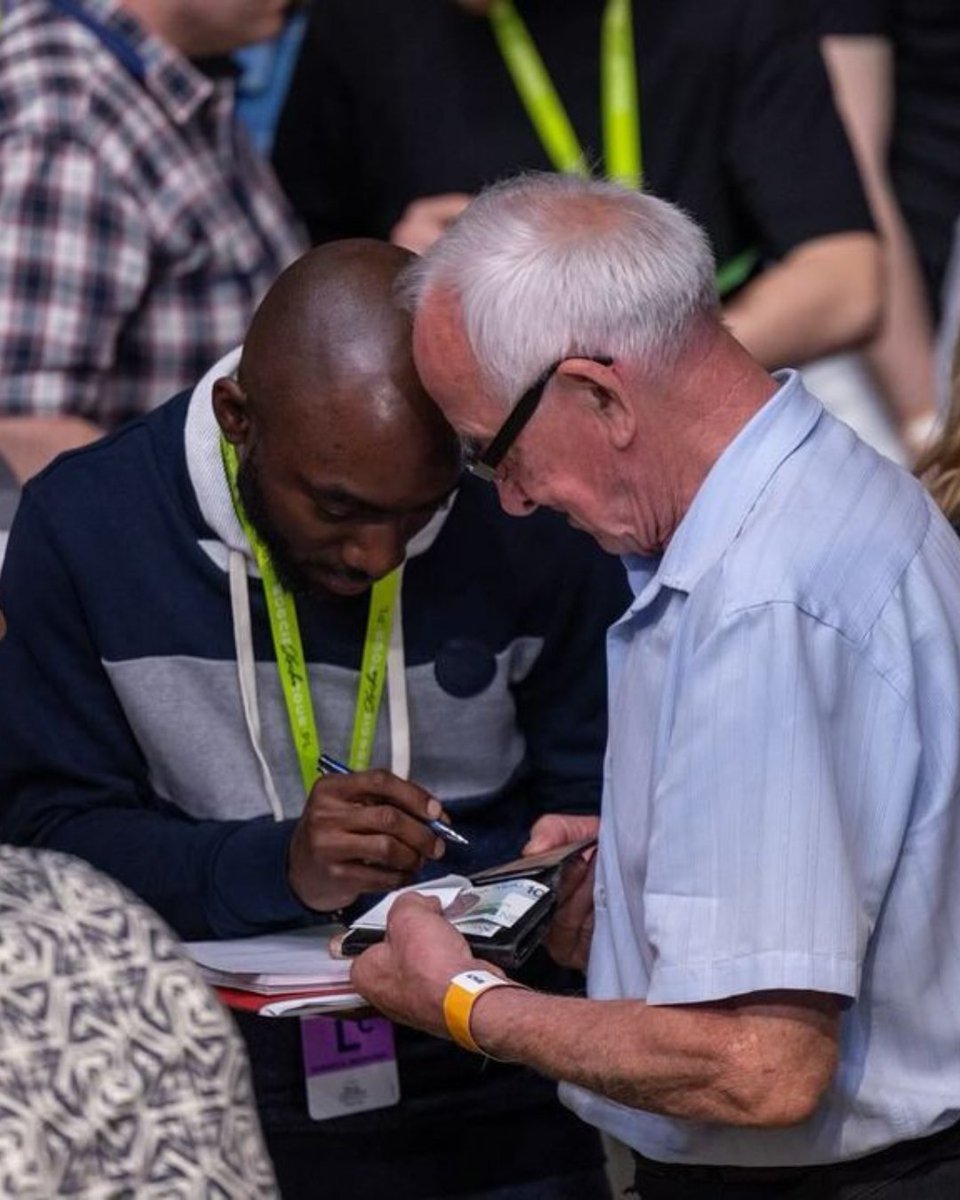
left=341, top=522, right=407, bottom=579
left=495, top=475, right=538, bottom=517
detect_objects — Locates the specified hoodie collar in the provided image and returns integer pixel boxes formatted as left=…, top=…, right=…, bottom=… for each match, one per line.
left=54, top=0, right=223, bottom=126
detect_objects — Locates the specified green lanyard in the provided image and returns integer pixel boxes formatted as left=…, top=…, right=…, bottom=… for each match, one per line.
left=221, top=438, right=400, bottom=790
left=490, top=0, right=640, bottom=188
left=488, top=0, right=757, bottom=295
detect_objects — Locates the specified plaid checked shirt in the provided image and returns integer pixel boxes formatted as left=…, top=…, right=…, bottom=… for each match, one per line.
left=0, top=0, right=307, bottom=426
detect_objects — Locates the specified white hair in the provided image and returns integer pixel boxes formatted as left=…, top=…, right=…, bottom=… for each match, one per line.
left=401, top=173, right=720, bottom=403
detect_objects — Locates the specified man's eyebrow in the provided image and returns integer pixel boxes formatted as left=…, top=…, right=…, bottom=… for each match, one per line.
left=308, top=481, right=459, bottom=516
left=310, top=484, right=366, bottom=507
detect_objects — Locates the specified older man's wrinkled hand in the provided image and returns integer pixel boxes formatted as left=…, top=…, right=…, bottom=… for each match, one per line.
left=350, top=892, right=489, bottom=1038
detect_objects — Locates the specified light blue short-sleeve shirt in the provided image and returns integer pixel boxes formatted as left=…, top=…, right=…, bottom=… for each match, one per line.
left=563, top=372, right=960, bottom=1166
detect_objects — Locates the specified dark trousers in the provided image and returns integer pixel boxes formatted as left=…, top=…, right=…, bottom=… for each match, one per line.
left=631, top=1118, right=960, bottom=1199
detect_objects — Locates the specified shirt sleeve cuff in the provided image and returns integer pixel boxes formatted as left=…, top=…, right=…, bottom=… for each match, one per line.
left=207, top=817, right=321, bottom=936
left=646, top=950, right=860, bottom=1006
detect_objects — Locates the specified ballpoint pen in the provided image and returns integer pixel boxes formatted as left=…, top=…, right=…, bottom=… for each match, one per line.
left=317, top=753, right=470, bottom=846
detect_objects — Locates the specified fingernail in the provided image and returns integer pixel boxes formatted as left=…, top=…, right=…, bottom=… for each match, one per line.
left=432, top=839, right=445, bottom=859
left=426, top=798, right=442, bottom=819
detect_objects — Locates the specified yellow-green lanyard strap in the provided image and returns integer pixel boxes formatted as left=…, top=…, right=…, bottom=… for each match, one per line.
left=349, top=567, right=400, bottom=774
left=489, top=0, right=641, bottom=189
left=220, top=438, right=399, bottom=790
left=600, top=0, right=641, bottom=188
left=489, top=0, right=759, bottom=295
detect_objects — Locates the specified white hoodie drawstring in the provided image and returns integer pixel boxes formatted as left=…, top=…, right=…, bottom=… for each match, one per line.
left=227, top=549, right=411, bottom=817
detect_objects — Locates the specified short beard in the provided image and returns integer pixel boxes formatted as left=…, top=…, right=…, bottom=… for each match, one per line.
left=235, top=443, right=316, bottom=596
left=235, top=445, right=375, bottom=598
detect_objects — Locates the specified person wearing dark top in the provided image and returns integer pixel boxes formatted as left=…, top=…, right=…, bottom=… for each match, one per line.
left=817, top=0, right=943, bottom=458
left=273, top=0, right=879, bottom=371
left=0, top=242, right=628, bottom=1200
left=819, top=0, right=960, bottom=317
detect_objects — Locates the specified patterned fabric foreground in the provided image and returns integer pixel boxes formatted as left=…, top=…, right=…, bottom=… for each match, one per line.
left=0, top=846, right=278, bottom=1198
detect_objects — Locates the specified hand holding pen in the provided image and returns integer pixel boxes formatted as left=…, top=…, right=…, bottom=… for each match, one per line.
left=287, top=755, right=468, bottom=914
left=318, top=754, right=469, bottom=846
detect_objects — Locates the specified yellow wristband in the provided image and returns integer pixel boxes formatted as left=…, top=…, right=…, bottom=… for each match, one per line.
left=443, top=969, right=526, bottom=1054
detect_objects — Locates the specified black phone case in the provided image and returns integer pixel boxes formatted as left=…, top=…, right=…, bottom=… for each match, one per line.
left=337, top=887, right=557, bottom=970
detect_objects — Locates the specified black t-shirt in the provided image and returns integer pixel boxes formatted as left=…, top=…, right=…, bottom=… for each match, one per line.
left=820, top=0, right=960, bottom=310
left=274, top=0, right=871, bottom=283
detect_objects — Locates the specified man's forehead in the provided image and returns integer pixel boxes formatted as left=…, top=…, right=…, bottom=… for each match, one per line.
left=412, top=294, right=497, bottom=431
left=411, top=289, right=464, bottom=368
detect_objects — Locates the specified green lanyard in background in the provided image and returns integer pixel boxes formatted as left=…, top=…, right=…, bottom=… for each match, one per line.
left=488, top=0, right=758, bottom=295
left=489, top=0, right=640, bottom=188
left=221, top=438, right=400, bottom=791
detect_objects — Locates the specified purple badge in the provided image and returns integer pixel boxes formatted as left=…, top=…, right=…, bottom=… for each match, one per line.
left=301, top=1015, right=396, bottom=1075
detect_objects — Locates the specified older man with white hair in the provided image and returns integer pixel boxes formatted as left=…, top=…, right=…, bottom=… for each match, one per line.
left=351, top=173, right=960, bottom=1199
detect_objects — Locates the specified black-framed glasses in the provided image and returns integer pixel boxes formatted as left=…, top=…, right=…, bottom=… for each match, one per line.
left=467, top=355, right=613, bottom=482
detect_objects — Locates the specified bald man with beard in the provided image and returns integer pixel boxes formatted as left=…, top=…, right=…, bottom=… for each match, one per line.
left=0, top=240, right=629, bottom=1198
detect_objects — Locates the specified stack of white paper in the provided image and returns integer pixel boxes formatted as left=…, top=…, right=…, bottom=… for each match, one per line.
left=185, top=925, right=352, bottom=995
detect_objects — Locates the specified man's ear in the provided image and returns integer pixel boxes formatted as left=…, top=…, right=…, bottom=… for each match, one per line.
left=212, top=377, right=252, bottom=447
left=556, top=358, right=636, bottom=450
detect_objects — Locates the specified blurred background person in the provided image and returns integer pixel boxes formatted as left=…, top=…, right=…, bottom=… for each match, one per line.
left=235, top=1, right=310, bottom=155
left=811, top=0, right=960, bottom=464
left=0, top=0, right=306, bottom=484
left=841, top=2, right=960, bottom=322
left=273, top=0, right=880, bottom=375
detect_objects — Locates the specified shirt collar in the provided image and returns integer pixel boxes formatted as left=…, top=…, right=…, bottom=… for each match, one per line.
left=621, top=370, right=823, bottom=609
left=61, top=0, right=220, bottom=125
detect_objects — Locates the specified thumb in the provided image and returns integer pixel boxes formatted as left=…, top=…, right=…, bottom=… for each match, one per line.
left=524, top=813, right=598, bottom=855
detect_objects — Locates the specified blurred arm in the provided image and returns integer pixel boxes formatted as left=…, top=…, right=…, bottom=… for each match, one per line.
left=724, top=230, right=881, bottom=369
left=820, top=34, right=938, bottom=458
left=722, top=7, right=882, bottom=369
left=0, top=416, right=104, bottom=482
